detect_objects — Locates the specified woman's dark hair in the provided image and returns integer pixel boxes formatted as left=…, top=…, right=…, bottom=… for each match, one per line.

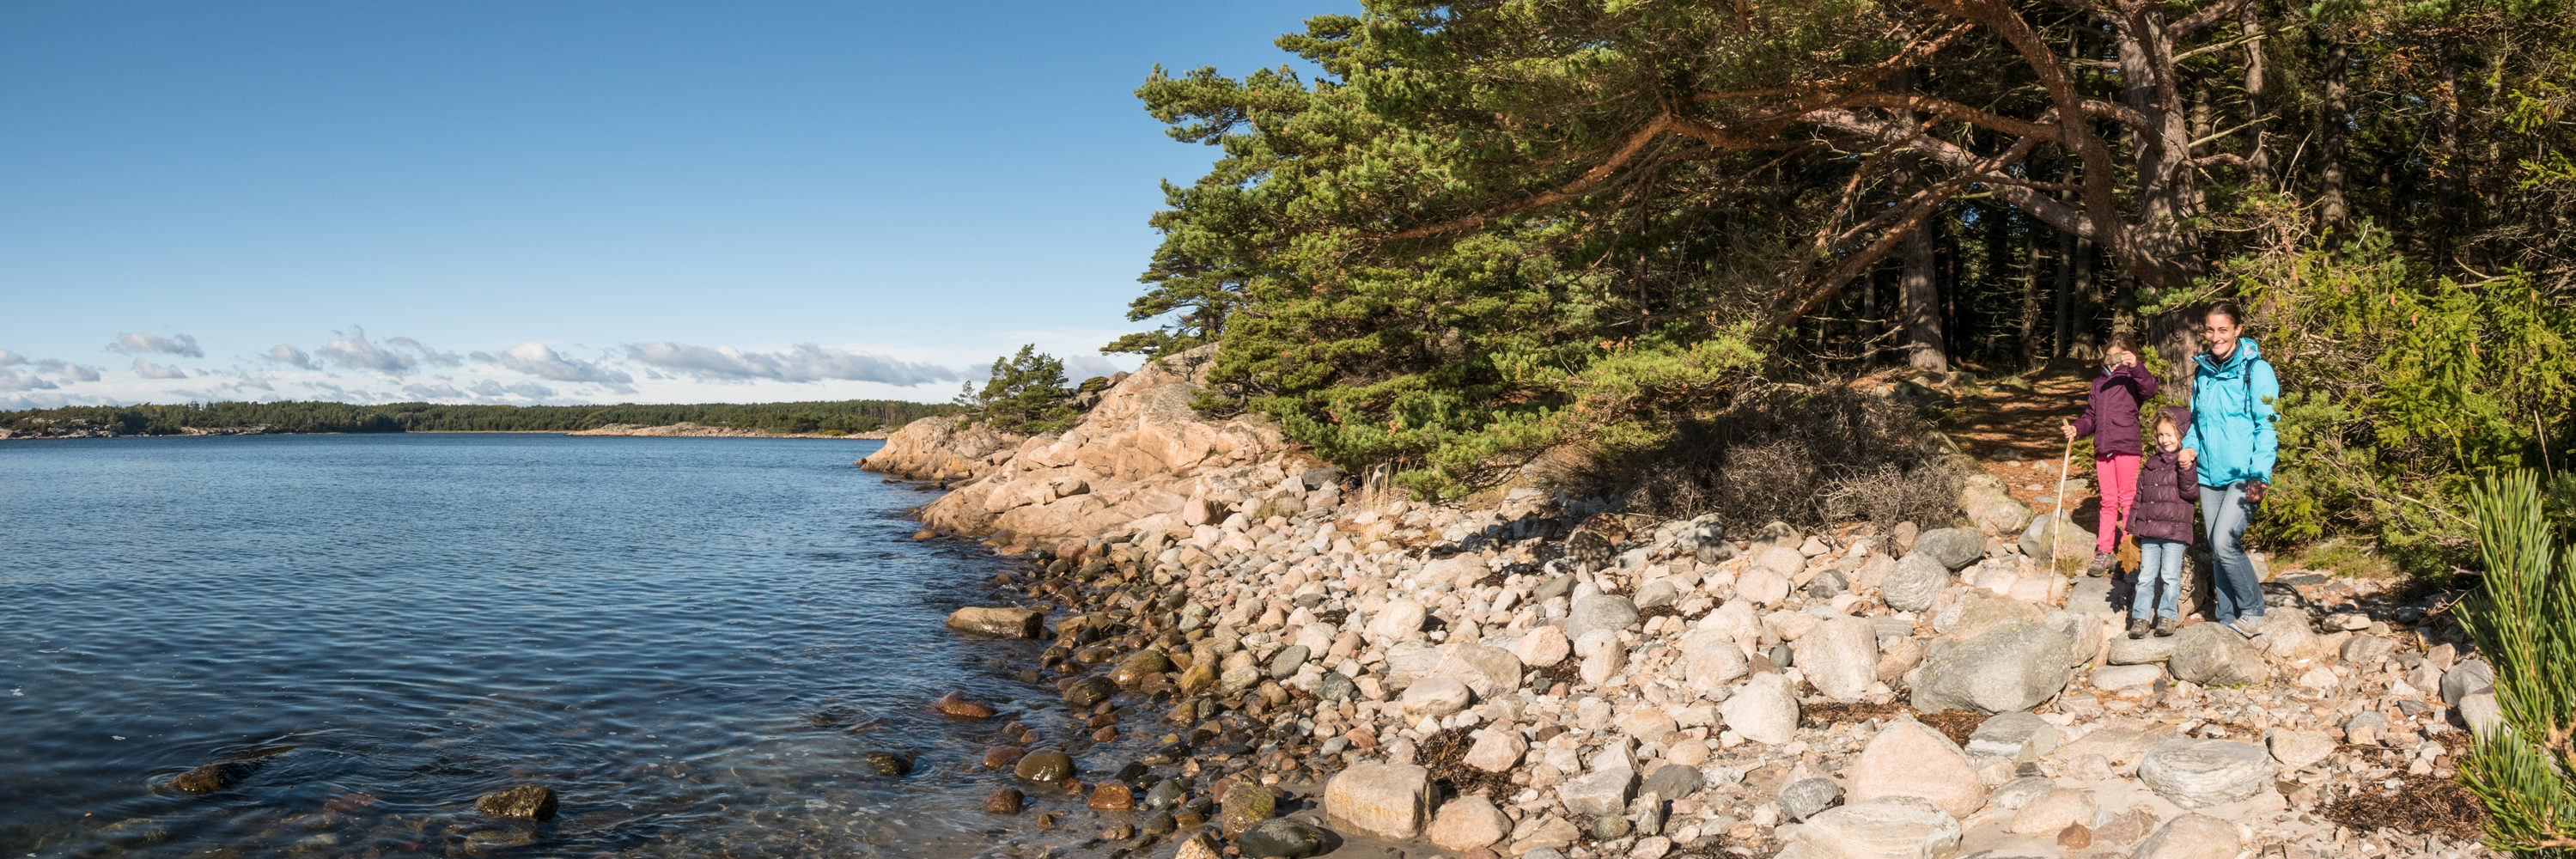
left=2206, top=301, right=2244, bottom=326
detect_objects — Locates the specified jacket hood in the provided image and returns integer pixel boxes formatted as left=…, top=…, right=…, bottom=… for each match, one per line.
left=2158, top=406, right=2192, bottom=436
left=2197, top=336, right=2263, bottom=372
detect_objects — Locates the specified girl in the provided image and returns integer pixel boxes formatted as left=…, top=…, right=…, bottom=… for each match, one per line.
left=2180, top=302, right=2279, bottom=637
left=2126, top=408, right=2198, bottom=637
left=2061, top=336, right=2159, bottom=576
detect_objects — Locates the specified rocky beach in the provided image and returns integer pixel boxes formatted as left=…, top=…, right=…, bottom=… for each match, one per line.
left=868, top=350, right=2500, bottom=859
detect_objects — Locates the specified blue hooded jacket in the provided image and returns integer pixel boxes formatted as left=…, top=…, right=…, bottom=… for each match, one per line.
left=2180, top=337, right=2280, bottom=487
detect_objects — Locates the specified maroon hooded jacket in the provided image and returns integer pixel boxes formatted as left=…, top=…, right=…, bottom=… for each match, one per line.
left=2071, top=363, right=2159, bottom=456
left=2128, top=406, right=2200, bottom=545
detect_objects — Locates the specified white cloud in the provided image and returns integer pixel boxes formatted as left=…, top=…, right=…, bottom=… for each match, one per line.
left=42, top=360, right=104, bottom=382
left=110, top=332, right=204, bottom=358
left=387, top=337, right=463, bottom=367
left=468, top=379, right=555, bottom=399
left=1063, top=354, right=1124, bottom=381
left=499, top=342, right=635, bottom=387
left=623, top=342, right=958, bottom=387
left=132, top=358, right=190, bottom=380
left=1, top=370, right=58, bottom=391
left=402, top=381, right=467, bottom=400
left=266, top=344, right=315, bottom=369
left=314, top=327, right=456, bottom=375
left=0, top=350, right=21, bottom=366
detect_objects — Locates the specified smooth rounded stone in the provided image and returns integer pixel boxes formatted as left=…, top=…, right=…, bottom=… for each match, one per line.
left=1373, top=600, right=1429, bottom=640
left=1014, top=750, right=1075, bottom=783
left=2265, top=728, right=2335, bottom=771
left=1964, top=711, right=2063, bottom=761
left=1514, top=625, right=1573, bottom=667
left=1580, top=640, right=1628, bottom=685
left=1738, top=568, right=1791, bottom=606
left=1882, top=554, right=1950, bottom=612
left=1592, top=814, right=1633, bottom=840
left=1087, top=782, right=1135, bottom=810
left=1912, top=527, right=1987, bottom=570
left=1568, top=594, right=1641, bottom=643
left=983, top=746, right=1027, bottom=769
left=1754, top=546, right=1806, bottom=577
left=1684, top=643, right=1751, bottom=695
left=1145, top=778, right=1188, bottom=810
left=1621, top=707, right=1680, bottom=746
left=947, top=606, right=1046, bottom=637
left=2132, top=813, right=2242, bottom=859
left=2258, top=612, right=2325, bottom=661
left=2442, top=660, right=2495, bottom=705
left=1846, top=718, right=1985, bottom=819
left=1431, top=644, right=1524, bottom=698
left=1238, top=817, right=1335, bottom=859
left=162, top=761, right=255, bottom=795
left=1063, top=675, right=1117, bottom=708
left=1987, top=776, right=2057, bottom=811
left=2167, top=623, right=2271, bottom=687
left=1945, top=591, right=2045, bottom=643
left=2138, top=740, right=2275, bottom=808
left=1401, top=675, right=1475, bottom=716
left=1465, top=727, right=1527, bottom=772
left=1557, top=765, right=1638, bottom=817
left=859, top=751, right=913, bottom=777
left=1426, top=795, right=1513, bottom=851
left=984, top=786, right=1025, bottom=814
left=1636, top=578, right=1680, bottom=609
left=2460, top=690, right=2507, bottom=738
left=1781, top=777, right=1844, bottom=822
left=2092, top=663, right=2164, bottom=691
left=1324, top=762, right=1433, bottom=839
left=2106, top=634, right=2178, bottom=664
left=2340, top=634, right=2396, bottom=666
left=1795, top=616, right=1879, bottom=704
left=2006, top=789, right=2095, bottom=834
left=1805, top=569, right=1849, bottom=598
left=1641, top=764, right=1704, bottom=801
left=1111, top=649, right=1172, bottom=685
left=1721, top=673, right=1800, bottom=746
left=1267, top=644, right=1311, bottom=679
left=475, top=785, right=559, bottom=821
left=1793, top=796, right=1964, bottom=859
left=1317, top=672, right=1357, bottom=702
left=932, top=691, right=998, bottom=719
left=1909, top=619, right=2074, bottom=714
left=1220, top=781, right=1276, bottom=836
left=2017, top=514, right=2094, bottom=562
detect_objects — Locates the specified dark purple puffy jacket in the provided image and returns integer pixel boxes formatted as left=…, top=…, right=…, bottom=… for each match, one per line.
left=2072, top=363, right=2159, bottom=456
left=2128, top=409, right=2199, bottom=545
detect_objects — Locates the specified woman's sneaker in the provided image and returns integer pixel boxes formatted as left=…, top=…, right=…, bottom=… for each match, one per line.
left=2154, top=617, right=2177, bottom=637
left=2126, top=618, right=2150, bottom=639
left=2226, top=615, right=2265, bottom=638
left=2086, top=551, right=2116, bottom=577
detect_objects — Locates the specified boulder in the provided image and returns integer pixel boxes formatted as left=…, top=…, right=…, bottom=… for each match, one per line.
left=1720, top=673, right=1800, bottom=746
left=162, top=761, right=256, bottom=795
left=1266, top=644, right=1310, bottom=679
left=1964, top=711, right=2063, bottom=761
left=1238, top=818, right=1335, bottom=859
left=1987, top=776, right=2057, bottom=811
left=2137, top=740, right=2275, bottom=808
left=1568, top=594, right=1641, bottom=643
left=1324, top=762, right=1433, bottom=839
left=984, top=786, right=1024, bottom=815
left=2106, top=635, right=2178, bottom=665
left=1557, top=765, right=1637, bottom=817
left=947, top=606, right=1045, bottom=637
left=1882, top=554, right=1951, bottom=612
left=2007, top=789, right=2095, bottom=835
left=2091, top=663, right=2164, bottom=691
left=475, top=785, right=559, bottom=821
left=2018, top=514, right=2095, bottom=564
left=1427, top=795, right=1512, bottom=851
left=1796, top=616, right=1879, bottom=704
left=1793, top=796, right=1964, bottom=859
left=1945, top=591, right=2045, bottom=643
left=1912, top=528, right=1987, bottom=570
left=2167, top=624, right=2270, bottom=687
left=2131, top=814, right=2240, bottom=859
left=1961, top=478, right=2034, bottom=535
left=1909, top=620, right=2074, bottom=714
left=1845, top=718, right=1986, bottom=819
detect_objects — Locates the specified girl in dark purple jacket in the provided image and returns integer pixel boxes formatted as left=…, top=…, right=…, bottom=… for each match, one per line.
left=2127, top=407, right=2198, bottom=637
left=2061, top=337, right=2159, bottom=575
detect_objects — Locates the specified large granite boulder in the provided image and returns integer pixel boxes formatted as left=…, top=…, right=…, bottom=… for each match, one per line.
left=1910, top=620, right=2074, bottom=714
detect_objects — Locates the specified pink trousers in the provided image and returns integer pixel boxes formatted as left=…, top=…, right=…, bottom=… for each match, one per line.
left=2094, top=453, right=2140, bottom=554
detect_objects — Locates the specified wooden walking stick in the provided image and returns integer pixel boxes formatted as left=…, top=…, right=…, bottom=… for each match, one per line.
left=2050, top=422, right=2075, bottom=572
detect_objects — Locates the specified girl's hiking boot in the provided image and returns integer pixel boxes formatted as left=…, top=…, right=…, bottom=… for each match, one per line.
left=2154, top=617, right=2177, bottom=637
left=2086, top=551, right=2116, bottom=576
left=2126, top=618, right=2150, bottom=639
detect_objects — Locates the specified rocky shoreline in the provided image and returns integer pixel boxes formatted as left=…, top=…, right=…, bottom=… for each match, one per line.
left=880, top=352, right=2501, bottom=859
left=563, top=422, right=886, bottom=439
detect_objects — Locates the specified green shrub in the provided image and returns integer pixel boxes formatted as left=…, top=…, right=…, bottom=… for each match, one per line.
left=2457, top=470, right=2576, bottom=853
left=959, top=345, right=1079, bottom=436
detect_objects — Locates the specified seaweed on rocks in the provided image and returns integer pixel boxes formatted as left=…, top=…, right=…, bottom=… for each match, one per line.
left=1915, top=710, right=1985, bottom=746
left=1416, top=727, right=1515, bottom=799
left=2320, top=771, right=2489, bottom=842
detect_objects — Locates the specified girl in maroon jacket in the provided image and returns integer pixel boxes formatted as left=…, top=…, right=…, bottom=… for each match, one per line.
left=2061, top=337, right=2159, bottom=576
left=2126, top=407, right=2199, bottom=637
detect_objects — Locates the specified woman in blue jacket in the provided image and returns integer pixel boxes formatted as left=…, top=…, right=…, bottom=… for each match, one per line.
left=2178, top=302, right=2280, bottom=637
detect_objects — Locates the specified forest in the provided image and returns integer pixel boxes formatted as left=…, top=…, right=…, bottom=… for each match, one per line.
left=1113, top=0, right=2576, bottom=570
left=0, top=399, right=959, bottom=437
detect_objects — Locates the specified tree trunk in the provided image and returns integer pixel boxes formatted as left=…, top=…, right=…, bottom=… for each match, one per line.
left=2114, top=9, right=2209, bottom=284
left=2055, top=223, right=2077, bottom=361
left=2320, top=34, right=2349, bottom=232
left=2243, top=6, right=2272, bottom=186
left=2020, top=221, right=2043, bottom=371
left=1903, top=225, right=1947, bottom=372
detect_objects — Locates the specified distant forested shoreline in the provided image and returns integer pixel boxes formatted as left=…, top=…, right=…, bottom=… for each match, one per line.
left=0, top=399, right=960, bottom=439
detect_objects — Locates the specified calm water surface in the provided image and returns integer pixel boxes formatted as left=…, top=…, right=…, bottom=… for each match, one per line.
left=0, top=434, right=1099, bottom=858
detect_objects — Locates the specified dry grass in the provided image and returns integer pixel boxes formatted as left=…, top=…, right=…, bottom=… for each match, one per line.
left=1416, top=727, right=1516, bottom=799
left=1612, top=383, right=1963, bottom=533
left=2319, top=771, right=2490, bottom=842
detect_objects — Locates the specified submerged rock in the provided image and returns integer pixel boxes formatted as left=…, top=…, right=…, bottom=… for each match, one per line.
left=161, top=762, right=257, bottom=795
left=947, top=606, right=1045, bottom=637
left=1014, top=750, right=1075, bottom=783
left=475, top=784, right=560, bottom=821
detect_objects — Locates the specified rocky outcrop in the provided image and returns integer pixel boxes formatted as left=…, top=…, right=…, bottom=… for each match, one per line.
left=567, top=422, right=882, bottom=438
left=917, top=346, right=1300, bottom=543
left=859, top=415, right=1032, bottom=481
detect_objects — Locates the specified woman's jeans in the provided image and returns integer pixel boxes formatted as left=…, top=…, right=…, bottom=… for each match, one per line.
left=2132, top=537, right=2185, bottom=620
left=2199, top=481, right=2265, bottom=623
left=2095, top=454, right=2140, bottom=554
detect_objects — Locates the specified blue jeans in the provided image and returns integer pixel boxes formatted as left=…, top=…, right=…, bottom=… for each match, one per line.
left=2199, top=481, right=2264, bottom=623
left=2132, top=538, right=2185, bottom=620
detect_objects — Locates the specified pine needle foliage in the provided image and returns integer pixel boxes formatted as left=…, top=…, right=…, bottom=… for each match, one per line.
left=2457, top=470, right=2576, bottom=855
left=958, top=345, right=1079, bottom=436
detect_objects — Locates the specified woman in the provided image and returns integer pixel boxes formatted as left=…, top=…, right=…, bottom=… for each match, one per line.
left=2178, top=302, right=2280, bottom=637
left=2061, top=336, right=2158, bottom=576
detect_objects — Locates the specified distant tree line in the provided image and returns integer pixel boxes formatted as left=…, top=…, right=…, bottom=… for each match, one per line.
left=0, top=399, right=961, bottom=437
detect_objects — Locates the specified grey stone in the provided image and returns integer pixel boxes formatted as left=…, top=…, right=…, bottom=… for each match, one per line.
left=1568, top=594, right=1641, bottom=643
left=2064, top=576, right=2121, bottom=617
left=2442, top=660, right=2494, bottom=706
left=1806, top=569, right=1850, bottom=599
left=2137, top=740, right=2275, bottom=808
left=2167, top=623, right=2270, bottom=686
left=1988, top=776, right=2058, bottom=811
left=2340, top=635, right=2396, bottom=666
left=1238, top=818, right=1334, bottom=859
left=947, top=606, right=1046, bottom=637
left=1268, top=644, right=1311, bottom=679
left=1781, top=777, right=1844, bottom=822
left=2019, top=514, right=2096, bottom=563
left=1913, top=527, right=1988, bottom=570
left=1636, top=579, right=1680, bottom=609
left=1964, top=711, right=2063, bottom=761
left=1883, top=553, right=1951, bottom=612
left=1793, top=796, right=1963, bottom=859
left=1536, top=573, right=1578, bottom=602
left=1557, top=765, right=1637, bottom=817
left=1796, top=615, right=1880, bottom=704
left=2106, top=634, right=2178, bottom=665
left=1909, top=620, right=2074, bottom=714
left=1641, top=764, right=1704, bottom=801
left=1317, top=672, right=1356, bottom=701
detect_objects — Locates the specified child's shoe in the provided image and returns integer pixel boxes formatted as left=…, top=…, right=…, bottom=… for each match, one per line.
left=2154, top=617, right=2177, bottom=637
left=2126, top=618, right=2150, bottom=639
left=2086, top=551, right=2116, bottom=576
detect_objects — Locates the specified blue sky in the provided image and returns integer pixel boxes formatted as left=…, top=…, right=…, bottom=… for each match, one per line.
left=0, top=1, right=1340, bottom=408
